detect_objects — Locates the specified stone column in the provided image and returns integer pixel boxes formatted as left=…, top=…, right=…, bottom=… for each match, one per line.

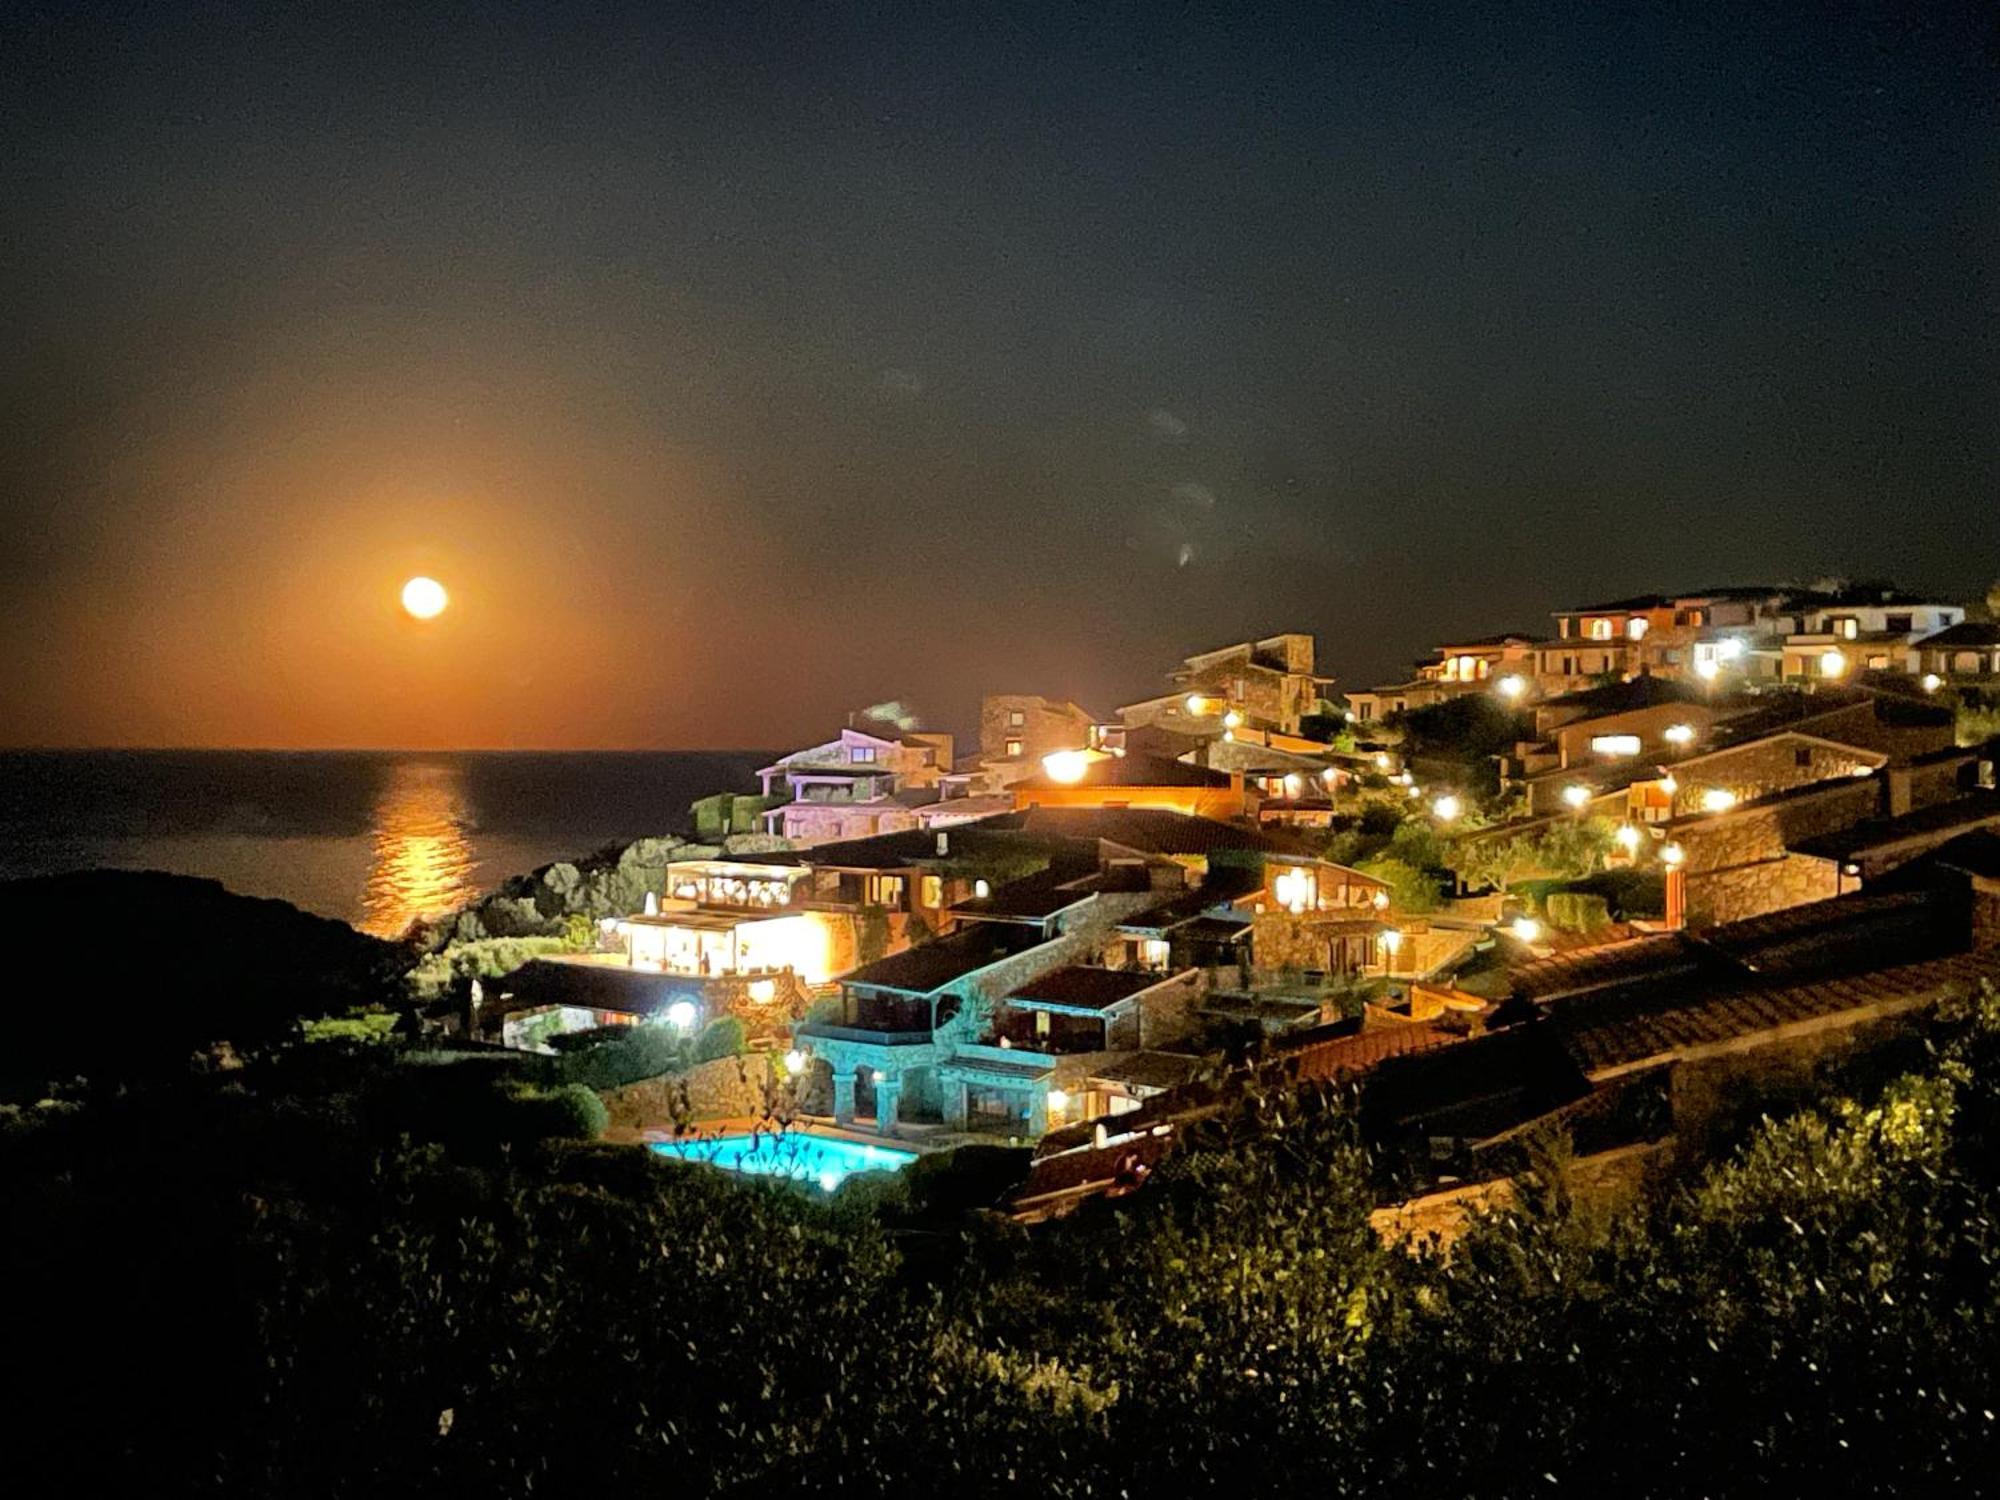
left=875, top=1075, right=902, bottom=1137
left=943, top=1077, right=969, bottom=1129
left=831, top=1068, right=857, bottom=1126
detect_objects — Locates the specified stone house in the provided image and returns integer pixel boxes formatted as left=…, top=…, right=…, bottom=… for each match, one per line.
left=1120, top=633, right=1328, bottom=737
left=1009, top=749, right=1261, bottom=820
left=755, top=719, right=956, bottom=846
left=975, top=694, right=1098, bottom=787
left=1908, top=621, right=2000, bottom=686
left=1780, top=592, right=1965, bottom=681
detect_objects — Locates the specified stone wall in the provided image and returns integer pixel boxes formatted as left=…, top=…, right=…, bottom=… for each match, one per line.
left=600, top=1052, right=777, bottom=1130
left=1685, top=854, right=1841, bottom=927
left=1674, top=735, right=1881, bottom=807
left=1370, top=1141, right=1668, bottom=1251
left=1676, top=778, right=1880, bottom=875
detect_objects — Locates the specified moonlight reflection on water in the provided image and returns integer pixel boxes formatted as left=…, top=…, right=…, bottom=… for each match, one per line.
left=360, top=760, right=477, bottom=937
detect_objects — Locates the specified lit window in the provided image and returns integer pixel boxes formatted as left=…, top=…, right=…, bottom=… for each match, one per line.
left=851, top=746, right=876, bottom=763
left=1589, top=619, right=1613, bottom=641
left=1591, top=734, right=1642, bottom=757
left=1005, top=739, right=1022, bottom=758
left=1008, top=709, right=1025, bottom=727
left=920, top=875, right=942, bottom=907
left=1627, top=618, right=1649, bottom=641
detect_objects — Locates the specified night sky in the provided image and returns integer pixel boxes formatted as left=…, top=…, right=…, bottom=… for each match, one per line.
left=4, top=1, right=1995, bottom=749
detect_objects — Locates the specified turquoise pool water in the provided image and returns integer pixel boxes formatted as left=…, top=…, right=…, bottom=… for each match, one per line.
left=649, top=1132, right=918, bottom=1191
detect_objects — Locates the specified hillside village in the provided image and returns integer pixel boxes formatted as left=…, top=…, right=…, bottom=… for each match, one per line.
left=458, top=581, right=2000, bottom=1230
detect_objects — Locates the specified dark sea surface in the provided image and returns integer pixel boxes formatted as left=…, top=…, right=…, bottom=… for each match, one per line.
left=0, top=750, right=770, bottom=935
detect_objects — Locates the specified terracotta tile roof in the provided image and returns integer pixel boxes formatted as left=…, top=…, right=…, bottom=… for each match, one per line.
left=1009, top=1129, right=1178, bottom=1216
left=1913, top=621, right=2000, bottom=648
left=1791, top=793, right=2000, bottom=862
left=1551, top=951, right=1993, bottom=1076
left=1090, top=1051, right=1211, bottom=1091
left=1273, top=1022, right=1457, bottom=1083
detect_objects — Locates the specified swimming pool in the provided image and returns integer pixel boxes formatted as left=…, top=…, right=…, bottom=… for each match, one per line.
left=649, top=1132, right=918, bottom=1192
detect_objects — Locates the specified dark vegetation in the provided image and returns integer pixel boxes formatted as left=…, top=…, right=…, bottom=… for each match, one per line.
left=1, top=870, right=404, bottom=1098
left=8, top=985, right=2000, bottom=1494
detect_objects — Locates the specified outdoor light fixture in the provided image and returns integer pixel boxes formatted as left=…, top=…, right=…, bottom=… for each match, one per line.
left=1322, top=766, right=1338, bottom=784
left=1374, top=753, right=1392, bottom=771
left=1432, top=794, right=1462, bottom=821
left=1381, top=929, right=1404, bottom=955
left=1510, top=917, right=1541, bottom=943
left=1661, top=843, right=1685, bottom=868
left=974, top=879, right=990, bottom=898
left=1284, top=772, right=1303, bottom=797
left=1562, top=784, right=1591, bottom=809
left=1406, top=784, right=1422, bottom=799
left=783, top=1049, right=806, bottom=1076
left=1700, top=788, right=1737, bottom=813
left=1820, top=649, right=1848, bottom=679
left=1663, top=723, right=1694, bottom=746
left=1922, top=673, right=1942, bottom=693
left=1372, top=890, right=1390, bottom=910
left=1184, top=694, right=1210, bottom=715
left=872, top=1070, right=886, bottom=1085
left=1717, top=637, right=1745, bottom=661
left=1496, top=675, right=1526, bottom=700
left=1223, top=709, right=1243, bottom=729
left=1659, top=775, right=1679, bottom=796
left=1695, top=659, right=1721, bottom=681
left=665, top=1000, right=698, bottom=1031
left=1615, top=823, right=1641, bottom=852
left=1042, top=749, right=1093, bottom=783
left=1046, top=1089, right=1069, bottom=1114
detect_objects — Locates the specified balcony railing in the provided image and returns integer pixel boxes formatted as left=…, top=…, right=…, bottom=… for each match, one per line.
left=794, top=1021, right=936, bottom=1046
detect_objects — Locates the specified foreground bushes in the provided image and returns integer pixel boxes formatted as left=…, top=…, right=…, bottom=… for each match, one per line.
left=6, top=985, right=2000, bottom=1495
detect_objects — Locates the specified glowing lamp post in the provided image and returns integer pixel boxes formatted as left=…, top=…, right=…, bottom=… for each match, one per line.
left=1661, top=842, right=1687, bottom=930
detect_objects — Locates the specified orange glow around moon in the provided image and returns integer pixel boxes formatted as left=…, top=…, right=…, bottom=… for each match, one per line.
left=401, top=576, right=448, bottom=620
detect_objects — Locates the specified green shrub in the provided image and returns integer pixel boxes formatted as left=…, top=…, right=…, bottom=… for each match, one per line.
left=549, top=1025, right=689, bottom=1090
left=1354, top=856, right=1446, bottom=914
left=498, top=1081, right=609, bottom=1143
left=693, top=1016, right=747, bottom=1063
left=300, top=1011, right=399, bottom=1045
left=406, top=936, right=569, bottom=1000
left=1547, top=891, right=1612, bottom=932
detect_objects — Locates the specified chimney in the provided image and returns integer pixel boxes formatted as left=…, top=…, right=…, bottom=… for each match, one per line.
left=644, top=891, right=659, bottom=916
left=936, top=831, right=950, bottom=857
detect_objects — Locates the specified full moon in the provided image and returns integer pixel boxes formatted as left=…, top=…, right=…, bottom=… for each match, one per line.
left=401, top=576, right=449, bottom=620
